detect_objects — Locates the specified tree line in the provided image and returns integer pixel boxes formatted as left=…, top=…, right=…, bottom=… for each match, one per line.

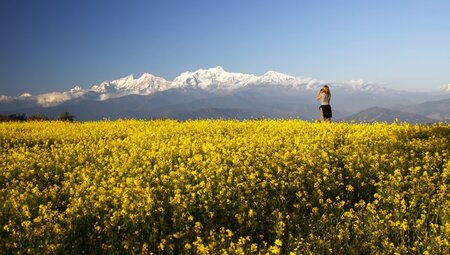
left=0, top=112, right=74, bottom=122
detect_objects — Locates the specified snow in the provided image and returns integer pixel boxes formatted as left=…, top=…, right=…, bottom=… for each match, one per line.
left=257, top=70, right=304, bottom=87
left=90, top=73, right=171, bottom=98
left=19, top=93, right=32, bottom=98
left=5, top=67, right=391, bottom=107
left=172, top=66, right=258, bottom=90
left=70, top=86, right=84, bottom=94
left=114, top=74, right=135, bottom=88
left=91, top=82, right=115, bottom=93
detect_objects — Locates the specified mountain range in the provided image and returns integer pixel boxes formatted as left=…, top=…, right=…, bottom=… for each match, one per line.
left=342, top=107, right=439, bottom=123
left=1, top=66, right=449, bottom=123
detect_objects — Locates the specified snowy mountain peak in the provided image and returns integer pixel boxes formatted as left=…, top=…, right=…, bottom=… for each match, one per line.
left=19, top=93, right=32, bottom=98
left=262, top=70, right=295, bottom=79
left=210, top=66, right=224, bottom=72
left=259, top=70, right=300, bottom=86
left=115, top=74, right=135, bottom=88
left=1, top=66, right=396, bottom=107
left=136, top=72, right=168, bottom=84
left=195, top=66, right=225, bottom=73
left=190, top=66, right=227, bottom=78
left=70, top=86, right=84, bottom=94
left=172, top=66, right=258, bottom=90
left=263, top=70, right=287, bottom=76
left=139, top=72, right=156, bottom=80
left=88, top=72, right=171, bottom=98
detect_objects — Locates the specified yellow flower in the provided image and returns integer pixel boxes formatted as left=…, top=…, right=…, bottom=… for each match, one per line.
left=1, top=119, right=448, bottom=254
left=275, top=239, right=282, bottom=246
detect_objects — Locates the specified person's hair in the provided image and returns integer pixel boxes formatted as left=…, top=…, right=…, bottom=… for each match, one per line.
left=323, top=85, right=331, bottom=95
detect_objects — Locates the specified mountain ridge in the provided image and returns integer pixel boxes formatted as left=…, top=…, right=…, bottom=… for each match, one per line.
left=1, top=67, right=449, bottom=123
left=0, top=66, right=399, bottom=107
left=342, top=106, right=438, bottom=123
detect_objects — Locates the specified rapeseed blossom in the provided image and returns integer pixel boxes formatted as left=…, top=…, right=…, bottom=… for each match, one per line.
left=0, top=120, right=449, bottom=254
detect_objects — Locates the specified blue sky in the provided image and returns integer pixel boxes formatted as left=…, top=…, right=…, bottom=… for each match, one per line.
left=1, top=0, right=449, bottom=95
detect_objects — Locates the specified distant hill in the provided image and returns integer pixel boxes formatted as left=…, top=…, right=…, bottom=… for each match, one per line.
left=342, top=107, right=436, bottom=123
left=392, top=98, right=450, bottom=121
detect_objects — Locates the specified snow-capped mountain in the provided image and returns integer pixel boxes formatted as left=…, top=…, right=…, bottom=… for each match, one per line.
left=2, top=66, right=448, bottom=122
left=1, top=66, right=391, bottom=107
left=256, top=71, right=305, bottom=87
left=90, top=73, right=171, bottom=96
left=172, top=66, right=258, bottom=90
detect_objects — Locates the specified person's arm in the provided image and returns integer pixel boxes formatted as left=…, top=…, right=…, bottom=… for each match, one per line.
left=316, top=90, right=322, bottom=100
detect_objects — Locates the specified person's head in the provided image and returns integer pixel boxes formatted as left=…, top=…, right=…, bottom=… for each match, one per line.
left=322, top=85, right=330, bottom=94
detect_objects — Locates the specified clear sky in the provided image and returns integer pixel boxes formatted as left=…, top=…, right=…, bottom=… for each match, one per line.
left=1, top=0, right=449, bottom=95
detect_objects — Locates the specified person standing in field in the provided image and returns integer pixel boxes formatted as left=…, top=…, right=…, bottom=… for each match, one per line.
left=316, top=85, right=332, bottom=121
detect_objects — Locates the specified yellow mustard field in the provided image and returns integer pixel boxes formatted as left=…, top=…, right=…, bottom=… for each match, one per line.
left=1, top=120, right=449, bottom=254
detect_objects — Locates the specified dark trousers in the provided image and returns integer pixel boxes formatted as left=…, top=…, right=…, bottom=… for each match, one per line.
left=320, top=105, right=332, bottom=120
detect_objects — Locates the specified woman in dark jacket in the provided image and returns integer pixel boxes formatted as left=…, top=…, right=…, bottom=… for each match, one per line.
left=316, top=85, right=332, bottom=121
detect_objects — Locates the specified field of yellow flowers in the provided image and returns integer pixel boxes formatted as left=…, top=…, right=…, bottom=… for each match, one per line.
left=1, top=120, right=449, bottom=254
